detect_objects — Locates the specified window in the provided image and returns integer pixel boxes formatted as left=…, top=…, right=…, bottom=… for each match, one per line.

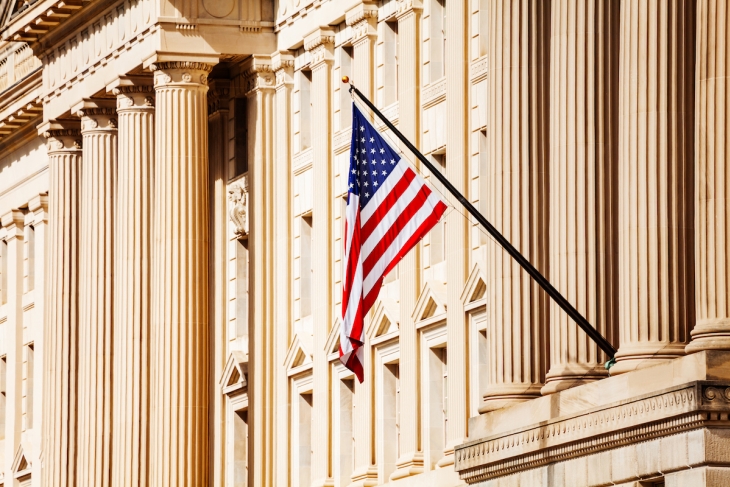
left=379, top=20, right=399, bottom=107
left=381, top=362, right=400, bottom=481
left=236, top=240, right=249, bottom=350
left=299, top=215, right=313, bottom=319
left=428, top=155, right=446, bottom=266
left=479, top=0, right=489, bottom=57
left=1, top=239, right=7, bottom=305
left=295, top=70, right=312, bottom=153
left=25, top=224, right=34, bottom=292
left=335, top=378, right=355, bottom=486
left=0, top=356, right=6, bottom=441
left=23, top=344, right=34, bottom=430
left=233, top=410, right=248, bottom=487
left=295, top=393, right=313, bottom=487
left=233, top=97, right=249, bottom=178
left=429, top=0, right=446, bottom=81
left=423, top=341, right=448, bottom=470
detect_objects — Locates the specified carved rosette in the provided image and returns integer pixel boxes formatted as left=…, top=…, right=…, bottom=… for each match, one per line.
left=150, top=61, right=214, bottom=88
left=77, top=107, right=118, bottom=133
left=113, top=85, right=155, bottom=112
left=228, top=180, right=248, bottom=238
left=43, top=128, right=82, bottom=152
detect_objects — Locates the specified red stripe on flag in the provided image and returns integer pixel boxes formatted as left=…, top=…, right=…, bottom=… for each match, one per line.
left=360, top=168, right=416, bottom=241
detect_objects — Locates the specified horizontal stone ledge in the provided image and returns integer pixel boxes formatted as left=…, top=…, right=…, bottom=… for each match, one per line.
left=455, top=380, right=730, bottom=484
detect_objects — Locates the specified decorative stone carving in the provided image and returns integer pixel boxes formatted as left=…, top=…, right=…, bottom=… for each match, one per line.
left=229, top=182, right=248, bottom=238
left=42, top=128, right=82, bottom=151
left=203, top=0, right=235, bottom=18
left=150, top=61, right=213, bottom=86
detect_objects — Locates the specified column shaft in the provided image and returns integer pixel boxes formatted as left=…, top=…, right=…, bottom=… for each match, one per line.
left=111, top=84, right=154, bottom=487
left=75, top=102, right=117, bottom=487
left=391, top=3, right=424, bottom=481
left=613, top=0, right=696, bottom=373
left=543, top=0, right=620, bottom=394
left=483, top=0, right=551, bottom=410
left=41, top=125, right=82, bottom=487
left=149, top=61, right=212, bottom=486
left=443, top=0, right=469, bottom=465
left=688, top=0, right=730, bottom=352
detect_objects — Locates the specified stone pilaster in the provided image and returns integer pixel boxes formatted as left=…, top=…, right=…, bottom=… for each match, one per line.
left=441, top=0, right=468, bottom=468
left=149, top=60, right=213, bottom=486
left=272, top=50, right=294, bottom=486
left=40, top=121, right=82, bottom=487
left=390, top=1, right=425, bottom=481
left=304, top=29, right=336, bottom=487
left=108, top=77, right=155, bottom=487
left=207, top=77, right=230, bottom=487
left=346, top=2, right=378, bottom=101
left=688, top=0, right=730, bottom=353
left=240, top=56, right=277, bottom=486
left=72, top=99, right=117, bottom=487
left=613, top=0, right=696, bottom=374
left=28, top=194, right=48, bottom=485
left=483, top=0, right=551, bottom=411
left=542, top=0, right=620, bottom=394
left=1, top=210, right=25, bottom=486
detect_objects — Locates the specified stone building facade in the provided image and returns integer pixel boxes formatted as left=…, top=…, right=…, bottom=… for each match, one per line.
left=0, top=0, right=727, bottom=486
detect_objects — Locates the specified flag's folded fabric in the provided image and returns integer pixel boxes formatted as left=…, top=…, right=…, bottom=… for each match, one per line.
left=340, top=104, right=447, bottom=382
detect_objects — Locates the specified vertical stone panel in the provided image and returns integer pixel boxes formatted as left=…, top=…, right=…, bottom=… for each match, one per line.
left=543, top=0, right=620, bottom=394
left=40, top=123, right=82, bottom=487
left=149, top=61, right=212, bottom=486
left=74, top=100, right=117, bottom=487
left=483, top=0, right=551, bottom=411
left=111, top=82, right=154, bottom=487
left=688, top=0, right=730, bottom=353
left=613, top=0, right=696, bottom=373
left=390, top=2, right=425, bottom=481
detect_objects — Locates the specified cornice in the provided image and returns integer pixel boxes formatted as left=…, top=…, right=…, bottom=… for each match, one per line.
left=346, top=2, right=379, bottom=27
left=38, top=118, right=81, bottom=151
left=303, top=27, right=335, bottom=53
left=1, top=0, right=88, bottom=45
left=454, top=381, right=730, bottom=484
left=233, top=55, right=274, bottom=96
left=396, top=0, right=423, bottom=19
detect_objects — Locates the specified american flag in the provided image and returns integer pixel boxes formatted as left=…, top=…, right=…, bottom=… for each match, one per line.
left=340, top=105, right=447, bottom=382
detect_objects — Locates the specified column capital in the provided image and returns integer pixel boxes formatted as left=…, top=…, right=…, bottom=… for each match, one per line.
left=397, top=0, right=423, bottom=20
left=149, top=61, right=214, bottom=88
left=304, top=27, right=335, bottom=67
left=208, top=79, right=231, bottom=114
left=1, top=209, right=25, bottom=239
left=28, top=193, right=49, bottom=224
left=107, top=75, right=155, bottom=111
left=235, top=55, right=274, bottom=97
left=38, top=119, right=82, bottom=152
left=71, top=99, right=118, bottom=133
left=272, top=50, right=294, bottom=88
left=347, top=2, right=378, bottom=44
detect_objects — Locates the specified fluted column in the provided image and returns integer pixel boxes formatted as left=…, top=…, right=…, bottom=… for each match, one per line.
left=346, top=2, right=378, bottom=101
left=483, top=0, right=551, bottom=411
left=149, top=60, right=213, bottom=486
left=613, top=0, right=696, bottom=374
left=73, top=99, right=117, bottom=487
left=441, top=0, right=468, bottom=467
left=40, top=121, right=82, bottom=487
left=390, top=1, right=424, bottom=481
left=272, top=50, right=294, bottom=486
left=303, top=30, right=336, bottom=486
left=109, top=78, right=155, bottom=487
left=207, top=78, right=230, bottom=487
left=688, top=0, right=730, bottom=353
left=239, top=56, right=276, bottom=486
left=542, top=0, right=620, bottom=394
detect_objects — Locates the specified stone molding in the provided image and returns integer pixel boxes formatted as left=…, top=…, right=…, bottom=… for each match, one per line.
left=422, top=77, right=446, bottom=109
left=455, top=381, right=730, bottom=484
left=346, top=2, right=378, bottom=44
left=207, top=79, right=230, bottom=114
left=470, top=56, right=488, bottom=84
left=150, top=61, right=214, bottom=87
left=73, top=102, right=118, bottom=132
left=304, top=27, right=335, bottom=66
left=397, top=0, right=423, bottom=18
left=39, top=120, right=82, bottom=152
left=272, top=51, right=294, bottom=87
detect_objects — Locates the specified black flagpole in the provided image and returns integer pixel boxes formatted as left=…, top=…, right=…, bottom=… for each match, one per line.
left=347, top=79, right=617, bottom=362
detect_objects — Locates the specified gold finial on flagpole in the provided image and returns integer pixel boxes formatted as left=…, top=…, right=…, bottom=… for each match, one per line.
left=342, top=76, right=350, bottom=83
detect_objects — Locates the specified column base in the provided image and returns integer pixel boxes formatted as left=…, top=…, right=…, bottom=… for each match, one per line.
left=436, top=447, right=455, bottom=468
left=686, top=319, right=730, bottom=353
left=311, top=478, right=335, bottom=487
left=480, top=383, right=542, bottom=413
left=389, top=452, right=424, bottom=480
left=611, top=343, right=687, bottom=375
left=540, top=363, right=607, bottom=395
left=348, top=466, right=379, bottom=487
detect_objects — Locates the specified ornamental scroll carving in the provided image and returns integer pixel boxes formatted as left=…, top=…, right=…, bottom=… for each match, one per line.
left=229, top=181, right=248, bottom=238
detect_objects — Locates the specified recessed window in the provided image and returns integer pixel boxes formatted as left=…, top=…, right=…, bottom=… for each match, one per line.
left=233, top=97, right=249, bottom=178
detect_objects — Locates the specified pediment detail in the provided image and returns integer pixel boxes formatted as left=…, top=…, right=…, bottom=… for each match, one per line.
left=366, top=298, right=399, bottom=339
left=284, top=333, right=313, bottom=371
left=412, top=281, right=447, bottom=322
left=325, top=318, right=342, bottom=355
left=461, top=263, right=487, bottom=305
left=220, top=351, right=248, bottom=397
left=11, top=444, right=30, bottom=479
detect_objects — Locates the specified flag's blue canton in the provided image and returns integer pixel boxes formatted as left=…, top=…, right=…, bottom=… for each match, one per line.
left=348, top=106, right=400, bottom=206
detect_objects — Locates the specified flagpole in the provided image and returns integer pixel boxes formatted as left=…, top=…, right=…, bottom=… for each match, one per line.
left=346, top=79, right=618, bottom=362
